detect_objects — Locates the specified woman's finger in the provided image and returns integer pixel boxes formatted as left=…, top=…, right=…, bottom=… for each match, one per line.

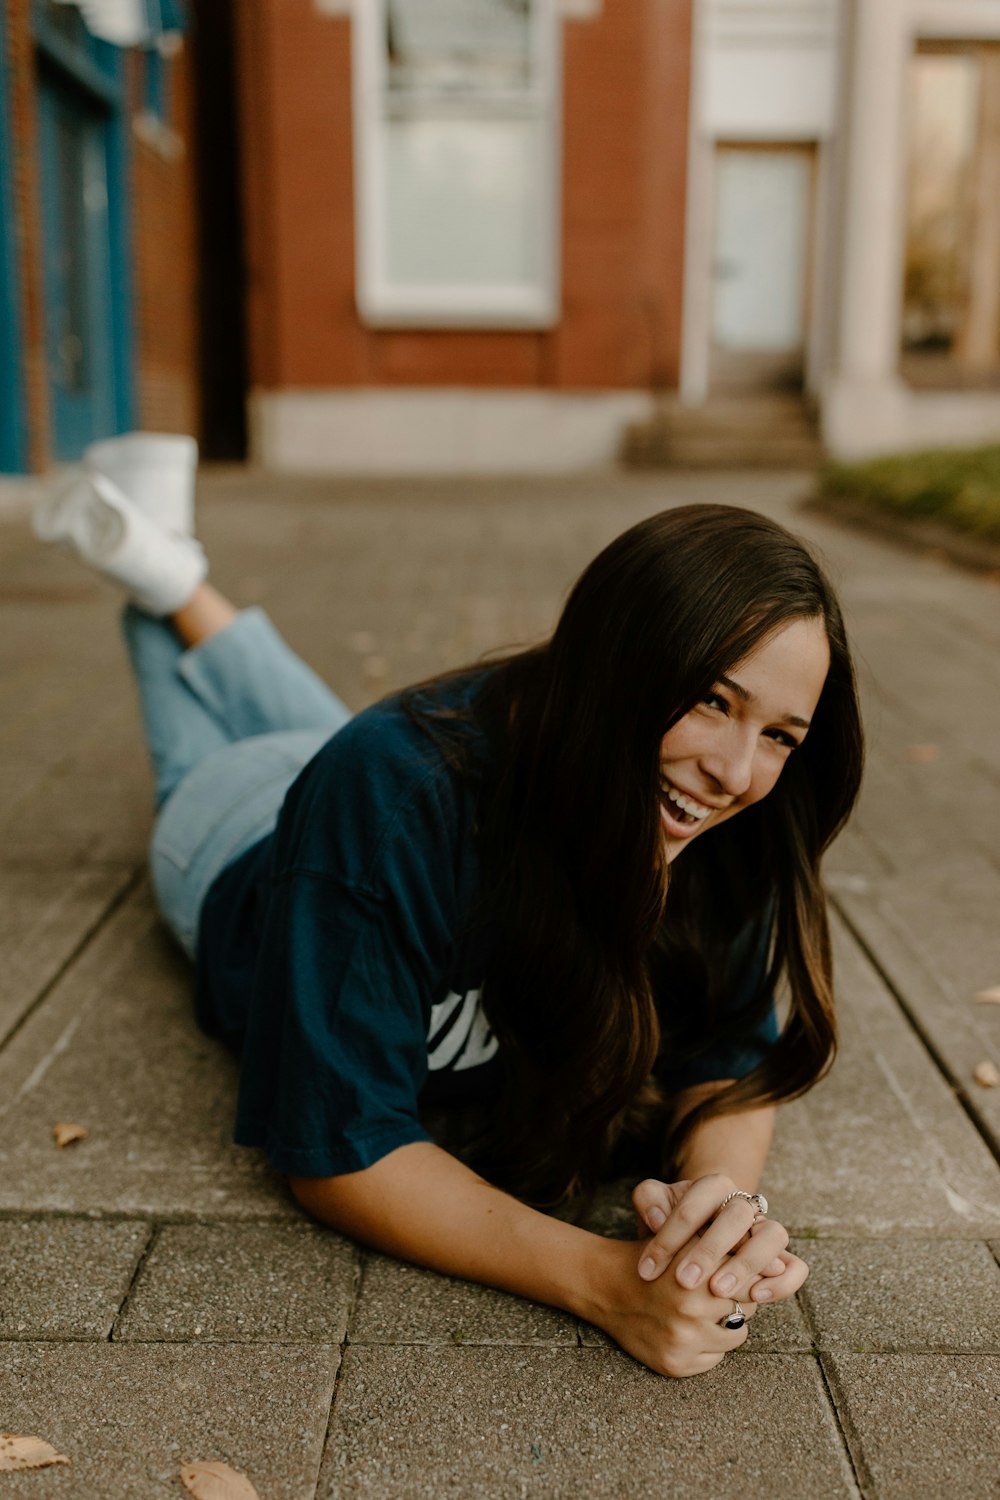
left=706, top=1218, right=789, bottom=1298
left=670, top=1200, right=769, bottom=1289
left=747, top=1252, right=809, bottom=1304
left=635, top=1174, right=755, bottom=1282
left=631, top=1177, right=693, bottom=1234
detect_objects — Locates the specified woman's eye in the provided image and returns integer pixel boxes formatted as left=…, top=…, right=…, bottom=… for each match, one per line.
left=703, top=692, right=728, bottom=713
left=765, top=729, right=799, bottom=750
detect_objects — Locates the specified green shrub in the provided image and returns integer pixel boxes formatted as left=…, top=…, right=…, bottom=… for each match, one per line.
left=819, top=444, right=1000, bottom=543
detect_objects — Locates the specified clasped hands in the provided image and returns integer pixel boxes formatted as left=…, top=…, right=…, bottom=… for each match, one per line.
left=618, top=1172, right=808, bottom=1377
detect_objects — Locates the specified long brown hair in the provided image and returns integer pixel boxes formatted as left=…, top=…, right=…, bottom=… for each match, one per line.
left=405, top=504, right=864, bottom=1218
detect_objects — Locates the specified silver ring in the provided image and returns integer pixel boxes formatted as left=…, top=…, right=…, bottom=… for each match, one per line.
left=720, top=1190, right=768, bottom=1216
left=719, top=1300, right=746, bottom=1330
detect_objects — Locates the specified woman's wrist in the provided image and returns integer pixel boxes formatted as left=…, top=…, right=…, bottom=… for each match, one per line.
left=674, top=1103, right=776, bottom=1194
left=574, top=1231, right=640, bottom=1329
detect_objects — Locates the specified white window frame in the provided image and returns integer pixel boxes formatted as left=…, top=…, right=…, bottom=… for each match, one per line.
left=352, top=0, right=562, bottom=328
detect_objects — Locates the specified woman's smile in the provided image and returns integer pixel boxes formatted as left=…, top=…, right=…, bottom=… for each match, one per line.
left=658, top=778, right=719, bottom=839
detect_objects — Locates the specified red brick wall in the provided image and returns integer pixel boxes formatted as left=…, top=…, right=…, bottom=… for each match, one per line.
left=235, top=0, right=692, bottom=392
left=129, top=45, right=200, bottom=435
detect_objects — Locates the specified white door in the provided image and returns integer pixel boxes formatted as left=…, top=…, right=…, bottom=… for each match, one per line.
left=711, top=147, right=813, bottom=374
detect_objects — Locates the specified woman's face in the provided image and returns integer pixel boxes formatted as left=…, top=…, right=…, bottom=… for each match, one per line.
left=658, top=615, right=831, bottom=863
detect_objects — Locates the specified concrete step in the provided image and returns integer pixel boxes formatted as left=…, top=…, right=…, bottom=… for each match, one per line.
left=621, top=397, right=825, bottom=469
left=624, top=431, right=825, bottom=469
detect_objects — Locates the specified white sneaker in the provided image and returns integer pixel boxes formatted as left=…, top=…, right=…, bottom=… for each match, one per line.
left=84, top=432, right=198, bottom=537
left=33, top=468, right=207, bottom=616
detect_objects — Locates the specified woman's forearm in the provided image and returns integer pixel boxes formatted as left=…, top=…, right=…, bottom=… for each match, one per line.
left=290, top=1135, right=783, bottom=1380
left=289, top=1140, right=616, bottom=1326
left=675, top=1099, right=776, bottom=1192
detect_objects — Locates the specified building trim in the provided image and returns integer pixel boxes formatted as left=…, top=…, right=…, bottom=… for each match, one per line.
left=249, top=389, right=653, bottom=474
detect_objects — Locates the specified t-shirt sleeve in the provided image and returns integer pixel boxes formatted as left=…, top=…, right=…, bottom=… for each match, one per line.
left=655, top=901, right=780, bottom=1093
left=232, top=717, right=469, bottom=1178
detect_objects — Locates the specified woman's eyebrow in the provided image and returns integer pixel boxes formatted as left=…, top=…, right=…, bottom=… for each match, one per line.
left=717, top=675, right=811, bottom=730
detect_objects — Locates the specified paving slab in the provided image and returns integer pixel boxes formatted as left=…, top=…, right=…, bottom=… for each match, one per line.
left=761, top=914, right=1000, bottom=1237
left=116, top=1222, right=360, bottom=1342
left=835, top=852, right=1000, bottom=1153
left=0, top=1341, right=340, bottom=1499
left=348, top=1252, right=577, bottom=1346
left=792, top=1237, right=1000, bottom=1352
left=822, top=1354, right=1000, bottom=1500
left=0, top=1218, right=150, bottom=1339
left=0, top=762, right=151, bottom=865
left=0, top=866, right=134, bottom=1045
left=318, top=1346, right=859, bottom=1500
left=0, top=882, right=295, bottom=1219
left=0, top=760, right=49, bottom=822
left=838, top=689, right=1000, bottom=878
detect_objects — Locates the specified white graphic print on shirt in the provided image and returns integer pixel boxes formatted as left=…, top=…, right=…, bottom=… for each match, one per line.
left=427, top=989, right=499, bottom=1072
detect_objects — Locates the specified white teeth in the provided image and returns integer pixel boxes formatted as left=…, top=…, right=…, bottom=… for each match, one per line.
left=665, top=785, right=711, bottom=820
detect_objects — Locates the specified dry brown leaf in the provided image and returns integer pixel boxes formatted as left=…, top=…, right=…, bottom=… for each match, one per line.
left=0, top=1435, right=71, bottom=1471
left=973, top=1061, right=1000, bottom=1088
left=179, top=1461, right=261, bottom=1500
left=974, top=986, right=1000, bottom=1005
left=52, top=1122, right=88, bottom=1148
left=906, top=744, right=939, bottom=763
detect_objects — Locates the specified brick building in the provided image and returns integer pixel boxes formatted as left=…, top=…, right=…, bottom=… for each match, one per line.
left=234, top=0, right=1000, bottom=472
left=235, top=0, right=693, bottom=472
left=6, top=0, right=1000, bottom=477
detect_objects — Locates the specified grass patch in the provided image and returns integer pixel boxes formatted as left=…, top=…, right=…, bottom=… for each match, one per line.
left=818, top=443, right=1000, bottom=543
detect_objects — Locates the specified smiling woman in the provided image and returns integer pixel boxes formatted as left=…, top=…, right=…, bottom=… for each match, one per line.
left=33, top=465, right=864, bottom=1382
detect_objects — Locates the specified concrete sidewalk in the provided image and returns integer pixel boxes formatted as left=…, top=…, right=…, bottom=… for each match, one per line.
left=1, top=468, right=998, bottom=1499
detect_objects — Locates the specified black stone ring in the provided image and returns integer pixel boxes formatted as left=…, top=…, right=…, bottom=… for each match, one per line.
left=719, top=1300, right=746, bottom=1330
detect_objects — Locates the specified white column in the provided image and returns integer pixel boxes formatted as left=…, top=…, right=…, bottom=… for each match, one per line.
left=823, top=0, right=912, bottom=454
left=838, top=0, right=911, bottom=379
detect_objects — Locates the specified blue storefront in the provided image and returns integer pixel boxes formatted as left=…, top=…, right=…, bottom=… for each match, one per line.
left=0, top=1, right=185, bottom=473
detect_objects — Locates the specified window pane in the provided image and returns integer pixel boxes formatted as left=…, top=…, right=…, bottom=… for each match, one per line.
left=901, top=53, right=979, bottom=359
left=387, top=0, right=534, bottom=93
left=382, top=116, right=543, bottom=288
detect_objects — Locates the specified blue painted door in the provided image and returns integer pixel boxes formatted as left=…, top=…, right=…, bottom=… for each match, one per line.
left=37, top=67, right=117, bottom=458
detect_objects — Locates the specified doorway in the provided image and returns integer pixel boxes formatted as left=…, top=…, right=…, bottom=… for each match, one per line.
left=709, top=144, right=816, bottom=393
left=37, top=64, right=118, bottom=458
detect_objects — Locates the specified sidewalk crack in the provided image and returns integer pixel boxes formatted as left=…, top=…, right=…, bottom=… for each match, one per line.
left=109, top=1220, right=160, bottom=1342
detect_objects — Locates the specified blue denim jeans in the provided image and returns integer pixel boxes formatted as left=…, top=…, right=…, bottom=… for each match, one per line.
left=121, top=604, right=353, bottom=962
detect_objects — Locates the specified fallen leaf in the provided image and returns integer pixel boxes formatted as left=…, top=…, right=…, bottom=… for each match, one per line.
left=179, top=1460, right=261, bottom=1500
left=53, top=1122, right=88, bottom=1148
left=973, top=1061, right=999, bottom=1088
left=906, top=744, right=939, bottom=763
left=974, top=986, right=1000, bottom=1005
left=0, top=1435, right=71, bottom=1471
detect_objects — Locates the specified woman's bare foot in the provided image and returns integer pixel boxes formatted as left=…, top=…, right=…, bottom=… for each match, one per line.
left=170, top=583, right=239, bottom=648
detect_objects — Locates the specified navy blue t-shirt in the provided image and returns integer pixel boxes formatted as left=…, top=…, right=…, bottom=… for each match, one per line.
left=194, top=670, right=779, bottom=1179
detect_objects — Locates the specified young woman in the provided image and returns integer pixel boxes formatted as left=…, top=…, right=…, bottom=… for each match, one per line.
left=34, top=438, right=863, bottom=1381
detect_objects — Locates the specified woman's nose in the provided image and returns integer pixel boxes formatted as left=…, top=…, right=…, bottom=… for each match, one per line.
left=700, top=728, right=755, bottom=798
